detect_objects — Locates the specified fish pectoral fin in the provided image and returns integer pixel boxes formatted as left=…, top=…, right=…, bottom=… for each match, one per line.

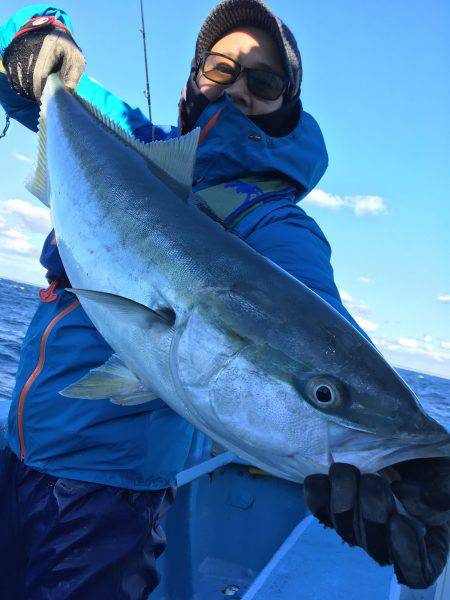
left=109, top=390, right=160, bottom=406
left=67, top=288, right=176, bottom=329
left=60, top=353, right=159, bottom=405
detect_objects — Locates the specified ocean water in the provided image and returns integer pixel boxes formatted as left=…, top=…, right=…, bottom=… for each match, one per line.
left=0, top=276, right=449, bottom=431
left=0, top=277, right=40, bottom=405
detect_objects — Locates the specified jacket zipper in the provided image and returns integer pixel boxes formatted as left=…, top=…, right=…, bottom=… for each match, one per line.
left=17, top=299, right=80, bottom=460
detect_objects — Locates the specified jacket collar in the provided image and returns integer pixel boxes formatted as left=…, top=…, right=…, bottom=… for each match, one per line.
left=191, top=93, right=328, bottom=199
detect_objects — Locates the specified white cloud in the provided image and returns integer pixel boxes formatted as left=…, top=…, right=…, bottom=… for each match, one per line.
left=0, top=199, right=48, bottom=266
left=0, top=227, right=28, bottom=240
left=303, top=189, right=344, bottom=210
left=0, top=251, right=47, bottom=286
left=437, top=295, right=450, bottom=303
left=339, top=289, right=353, bottom=303
left=398, top=337, right=418, bottom=348
left=338, top=289, right=379, bottom=332
left=354, top=315, right=379, bottom=332
left=358, top=276, right=374, bottom=284
left=376, top=335, right=450, bottom=379
left=12, top=152, right=32, bottom=163
left=339, top=288, right=372, bottom=317
left=0, top=199, right=51, bottom=234
left=334, top=294, right=449, bottom=378
left=326, top=290, right=449, bottom=376
left=303, top=189, right=387, bottom=216
left=352, top=195, right=387, bottom=216
left=0, top=237, right=38, bottom=256
left=352, top=301, right=371, bottom=316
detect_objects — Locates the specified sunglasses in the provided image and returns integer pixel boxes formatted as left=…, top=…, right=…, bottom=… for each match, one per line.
left=198, top=51, right=288, bottom=102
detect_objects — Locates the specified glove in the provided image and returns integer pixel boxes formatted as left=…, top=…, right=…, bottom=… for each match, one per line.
left=2, top=15, right=86, bottom=102
left=303, top=459, right=450, bottom=589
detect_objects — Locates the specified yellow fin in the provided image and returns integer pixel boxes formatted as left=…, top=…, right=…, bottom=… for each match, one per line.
left=60, top=353, right=159, bottom=405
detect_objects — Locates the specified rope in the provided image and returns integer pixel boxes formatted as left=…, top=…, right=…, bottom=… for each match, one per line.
left=0, top=112, right=10, bottom=139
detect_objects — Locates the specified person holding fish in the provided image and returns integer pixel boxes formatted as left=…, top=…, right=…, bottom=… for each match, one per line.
left=0, top=1, right=448, bottom=598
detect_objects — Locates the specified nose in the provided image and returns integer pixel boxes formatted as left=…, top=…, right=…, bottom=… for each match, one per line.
left=226, top=72, right=251, bottom=111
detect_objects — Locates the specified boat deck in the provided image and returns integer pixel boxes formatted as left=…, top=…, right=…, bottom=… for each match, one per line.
left=0, top=403, right=446, bottom=599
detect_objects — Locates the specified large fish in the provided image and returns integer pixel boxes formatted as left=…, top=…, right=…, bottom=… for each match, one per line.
left=27, top=74, right=449, bottom=481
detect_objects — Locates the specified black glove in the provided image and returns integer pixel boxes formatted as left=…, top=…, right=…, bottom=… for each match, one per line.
left=304, top=459, right=450, bottom=589
left=3, top=15, right=86, bottom=102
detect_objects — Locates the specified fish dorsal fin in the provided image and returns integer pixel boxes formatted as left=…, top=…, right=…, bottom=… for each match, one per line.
left=26, top=73, right=200, bottom=204
left=141, top=128, right=201, bottom=194
left=74, top=92, right=201, bottom=195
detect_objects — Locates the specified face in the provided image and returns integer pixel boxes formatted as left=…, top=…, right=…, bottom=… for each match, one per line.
left=196, top=27, right=286, bottom=115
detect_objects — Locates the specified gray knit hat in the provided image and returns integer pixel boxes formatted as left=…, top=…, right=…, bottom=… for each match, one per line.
left=195, top=0, right=302, bottom=99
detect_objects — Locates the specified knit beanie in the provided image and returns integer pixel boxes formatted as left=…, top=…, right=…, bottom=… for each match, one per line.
left=195, top=0, right=302, bottom=99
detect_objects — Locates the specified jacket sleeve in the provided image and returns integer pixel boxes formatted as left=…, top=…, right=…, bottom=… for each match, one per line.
left=238, top=199, right=372, bottom=341
left=0, top=4, right=73, bottom=51
left=0, top=4, right=168, bottom=138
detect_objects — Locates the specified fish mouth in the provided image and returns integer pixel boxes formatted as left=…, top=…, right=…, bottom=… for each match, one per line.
left=327, top=420, right=450, bottom=473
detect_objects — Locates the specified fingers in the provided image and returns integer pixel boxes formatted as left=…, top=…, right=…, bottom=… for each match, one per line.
left=358, top=474, right=396, bottom=565
left=389, top=514, right=449, bottom=589
left=303, top=473, right=332, bottom=528
left=303, top=464, right=360, bottom=537
left=329, top=465, right=396, bottom=563
left=304, top=461, right=450, bottom=589
left=393, top=458, right=450, bottom=484
left=391, top=480, right=446, bottom=526
left=4, top=27, right=86, bottom=102
left=32, top=33, right=62, bottom=100
left=329, top=463, right=359, bottom=546
left=4, top=55, right=29, bottom=99
left=59, top=39, right=86, bottom=91
left=32, top=32, right=86, bottom=100
left=304, top=464, right=398, bottom=565
left=419, top=460, right=450, bottom=521
left=391, top=458, right=450, bottom=526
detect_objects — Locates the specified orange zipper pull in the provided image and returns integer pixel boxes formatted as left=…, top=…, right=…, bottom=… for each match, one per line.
left=39, top=280, right=58, bottom=303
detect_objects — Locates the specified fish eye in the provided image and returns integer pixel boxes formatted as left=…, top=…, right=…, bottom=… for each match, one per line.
left=305, top=376, right=344, bottom=410
left=314, top=385, right=333, bottom=404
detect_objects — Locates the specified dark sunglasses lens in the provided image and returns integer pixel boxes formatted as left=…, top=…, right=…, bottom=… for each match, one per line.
left=203, top=54, right=239, bottom=84
left=247, top=69, right=285, bottom=101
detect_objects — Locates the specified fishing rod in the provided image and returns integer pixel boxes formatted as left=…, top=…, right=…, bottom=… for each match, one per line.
left=0, top=60, right=10, bottom=139
left=0, top=113, right=10, bottom=139
left=139, top=0, right=152, bottom=123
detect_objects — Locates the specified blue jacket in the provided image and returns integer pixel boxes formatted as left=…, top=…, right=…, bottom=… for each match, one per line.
left=0, top=5, right=363, bottom=490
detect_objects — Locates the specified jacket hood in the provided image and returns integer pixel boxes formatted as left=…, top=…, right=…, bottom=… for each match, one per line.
left=192, top=92, right=328, bottom=199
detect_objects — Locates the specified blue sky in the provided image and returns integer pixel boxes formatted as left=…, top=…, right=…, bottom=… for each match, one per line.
left=0, top=0, right=449, bottom=377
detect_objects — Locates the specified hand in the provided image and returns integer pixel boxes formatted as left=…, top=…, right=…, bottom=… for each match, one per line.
left=3, top=16, right=86, bottom=102
left=303, top=459, right=450, bottom=589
